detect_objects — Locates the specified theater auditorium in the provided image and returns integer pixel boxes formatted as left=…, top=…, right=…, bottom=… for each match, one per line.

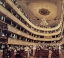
left=0, top=0, right=64, bottom=58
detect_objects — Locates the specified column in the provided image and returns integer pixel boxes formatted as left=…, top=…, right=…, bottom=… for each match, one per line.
left=59, top=50, right=64, bottom=58
left=15, top=25, right=17, bottom=28
left=4, top=17, right=5, bottom=22
left=48, top=50, right=52, bottom=58
left=0, top=48, right=3, bottom=58
left=11, top=21, right=13, bottom=25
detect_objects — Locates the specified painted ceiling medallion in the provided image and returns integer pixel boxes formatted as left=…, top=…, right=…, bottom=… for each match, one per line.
left=39, top=8, right=50, bottom=16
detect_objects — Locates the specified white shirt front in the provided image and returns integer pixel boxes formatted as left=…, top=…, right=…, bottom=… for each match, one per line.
left=33, top=46, right=36, bottom=50
left=24, top=47, right=29, bottom=52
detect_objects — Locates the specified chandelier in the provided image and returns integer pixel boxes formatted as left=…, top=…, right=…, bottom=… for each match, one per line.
left=40, top=18, right=48, bottom=26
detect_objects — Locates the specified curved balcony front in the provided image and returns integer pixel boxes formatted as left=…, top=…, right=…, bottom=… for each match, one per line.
left=0, top=5, right=61, bottom=36
left=8, top=37, right=37, bottom=45
left=5, top=0, right=61, bottom=31
left=8, top=24, right=62, bottom=41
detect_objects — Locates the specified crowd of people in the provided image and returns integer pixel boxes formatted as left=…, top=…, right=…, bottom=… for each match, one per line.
left=1, top=44, right=61, bottom=58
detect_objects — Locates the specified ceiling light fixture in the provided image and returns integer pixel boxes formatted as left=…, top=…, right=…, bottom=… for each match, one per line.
left=40, top=18, right=48, bottom=26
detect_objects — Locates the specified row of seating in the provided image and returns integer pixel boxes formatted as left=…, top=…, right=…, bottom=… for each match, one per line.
left=35, top=50, right=59, bottom=58
left=3, top=49, right=27, bottom=58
